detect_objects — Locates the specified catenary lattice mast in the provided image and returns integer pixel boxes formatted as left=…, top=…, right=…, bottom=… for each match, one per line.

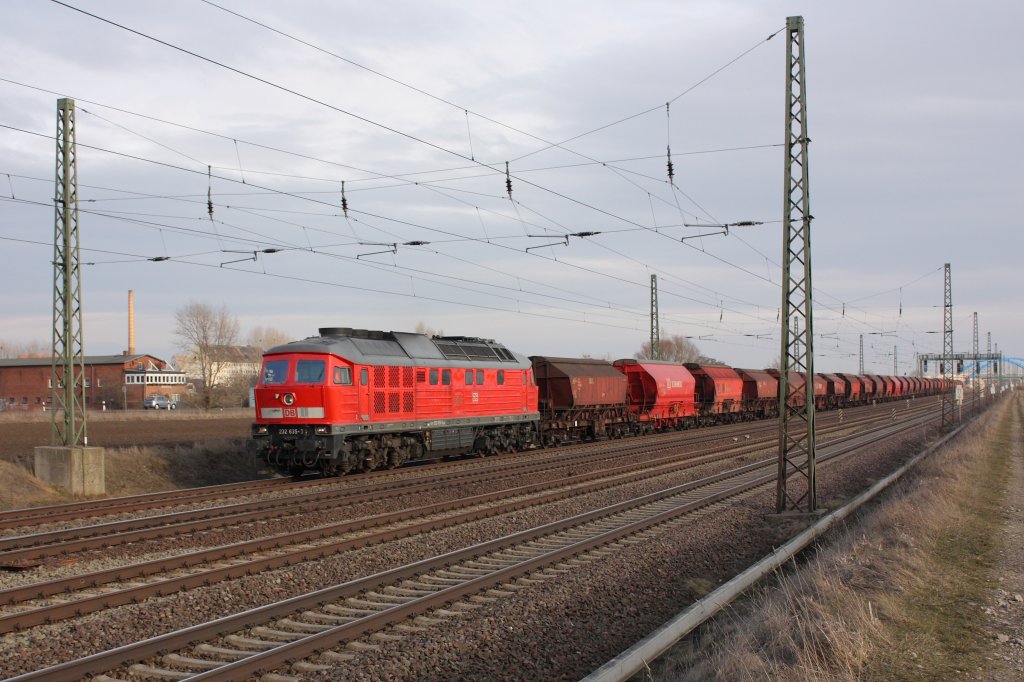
left=776, top=15, right=816, bottom=513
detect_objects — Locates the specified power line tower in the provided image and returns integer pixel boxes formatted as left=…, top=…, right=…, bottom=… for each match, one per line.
left=941, top=263, right=955, bottom=429
left=859, top=334, right=864, bottom=374
left=776, top=15, right=816, bottom=514
left=50, top=98, right=88, bottom=447
left=987, top=331, right=992, bottom=397
left=973, top=312, right=979, bottom=409
left=650, top=274, right=660, bottom=360
left=893, top=345, right=898, bottom=375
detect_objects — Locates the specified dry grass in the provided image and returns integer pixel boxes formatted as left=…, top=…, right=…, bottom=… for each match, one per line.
left=0, top=460, right=68, bottom=511
left=655, top=395, right=1018, bottom=681
left=103, top=443, right=268, bottom=497
left=0, top=442, right=269, bottom=510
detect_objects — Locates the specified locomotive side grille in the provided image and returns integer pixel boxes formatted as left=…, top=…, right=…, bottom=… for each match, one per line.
left=388, top=393, right=400, bottom=412
left=416, top=369, right=426, bottom=383
left=373, top=392, right=386, bottom=413
left=388, top=366, right=400, bottom=387
left=373, top=366, right=386, bottom=387
left=403, top=367, right=415, bottom=414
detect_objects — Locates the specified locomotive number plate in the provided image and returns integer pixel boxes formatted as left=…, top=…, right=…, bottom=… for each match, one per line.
left=278, top=427, right=303, bottom=435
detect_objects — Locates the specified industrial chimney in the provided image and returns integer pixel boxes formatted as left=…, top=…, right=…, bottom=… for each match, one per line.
left=128, top=289, right=136, bottom=356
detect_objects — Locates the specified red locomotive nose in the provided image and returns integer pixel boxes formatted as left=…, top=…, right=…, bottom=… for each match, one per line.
left=282, top=393, right=295, bottom=406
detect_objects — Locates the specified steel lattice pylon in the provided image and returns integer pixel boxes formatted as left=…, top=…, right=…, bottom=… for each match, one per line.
left=973, top=312, right=979, bottom=408
left=50, top=98, right=88, bottom=447
left=776, top=15, right=816, bottom=514
left=987, top=332, right=993, bottom=396
left=941, top=263, right=954, bottom=429
left=650, top=275, right=660, bottom=360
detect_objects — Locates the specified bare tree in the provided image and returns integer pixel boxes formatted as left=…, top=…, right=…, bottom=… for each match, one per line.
left=0, top=339, right=48, bottom=358
left=246, top=326, right=292, bottom=352
left=415, top=321, right=444, bottom=337
left=174, top=301, right=240, bottom=408
left=635, top=333, right=702, bottom=363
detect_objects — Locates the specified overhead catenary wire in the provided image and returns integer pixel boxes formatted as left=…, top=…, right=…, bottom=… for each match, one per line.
left=2, top=10, right=942, bottom=358
left=0, top=113, right=928, bottom=353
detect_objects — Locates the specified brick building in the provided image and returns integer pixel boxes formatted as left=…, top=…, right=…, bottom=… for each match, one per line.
left=0, top=354, right=188, bottom=411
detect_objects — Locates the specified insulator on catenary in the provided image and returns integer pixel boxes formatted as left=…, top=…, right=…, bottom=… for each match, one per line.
left=505, top=161, right=513, bottom=198
left=666, top=146, right=675, bottom=184
left=341, top=181, right=349, bottom=218
left=207, top=165, right=214, bottom=219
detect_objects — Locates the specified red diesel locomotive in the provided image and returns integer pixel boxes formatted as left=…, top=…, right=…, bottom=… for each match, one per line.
left=249, top=327, right=954, bottom=476
left=249, top=328, right=539, bottom=476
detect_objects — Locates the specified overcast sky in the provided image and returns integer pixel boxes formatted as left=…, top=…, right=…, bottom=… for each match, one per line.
left=1, top=0, right=1021, bottom=374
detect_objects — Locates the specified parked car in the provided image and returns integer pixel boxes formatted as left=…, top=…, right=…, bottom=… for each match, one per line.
left=143, top=395, right=175, bottom=410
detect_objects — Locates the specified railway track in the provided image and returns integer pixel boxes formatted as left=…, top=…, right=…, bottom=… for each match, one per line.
left=0, top=400, right=935, bottom=637
left=4, top=403, right=939, bottom=682
left=0, top=401, right=904, bottom=559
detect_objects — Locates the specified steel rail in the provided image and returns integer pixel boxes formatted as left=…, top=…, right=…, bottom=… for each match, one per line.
left=0, top=400, right=895, bottom=557
left=0, top=420, right=797, bottom=630
left=0, top=478, right=290, bottom=530
left=4, top=408, right=938, bottom=682
left=0, top=400, right=934, bottom=627
left=0, top=395, right=926, bottom=536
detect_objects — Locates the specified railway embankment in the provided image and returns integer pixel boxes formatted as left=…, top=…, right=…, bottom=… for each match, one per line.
left=651, top=392, right=1024, bottom=681
left=0, top=410, right=259, bottom=511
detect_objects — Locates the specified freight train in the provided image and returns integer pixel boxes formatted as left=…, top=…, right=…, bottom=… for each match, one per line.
left=247, top=327, right=953, bottom=477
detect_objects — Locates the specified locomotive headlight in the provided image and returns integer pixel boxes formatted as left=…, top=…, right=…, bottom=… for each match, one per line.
left=253, top=425, right=268, bottom=435
left=314, top=425, right=330, bottom=435
left=282, top=393, right=295, bottom=406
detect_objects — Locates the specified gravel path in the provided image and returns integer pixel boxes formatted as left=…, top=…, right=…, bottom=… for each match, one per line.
left=981, top=399, right=1024, bottom=678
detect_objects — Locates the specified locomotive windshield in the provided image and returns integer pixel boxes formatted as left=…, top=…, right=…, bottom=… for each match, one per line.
left=262, top=359, right=288, bottom=385
left=296, top=359, right=326, bottom=384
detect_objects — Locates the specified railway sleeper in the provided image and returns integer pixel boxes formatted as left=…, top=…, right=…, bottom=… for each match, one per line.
left=128, top=664, right=190, bottom=681
left=252, top=625, right=305, bottom=641
left=160, top=654, right=222, bottom=671
left=323, top=603, right=378, bottom=616
left=193, top=643, right=251, bottom=660
left=276, top=617, right=333, bottom=633
left=360, top=591, right=413, bottom=604
left=319, top=650, right=356, bottom=662
left=224, top=634, right=278, bottom=650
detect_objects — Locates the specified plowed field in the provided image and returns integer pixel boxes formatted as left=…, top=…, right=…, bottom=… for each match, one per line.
left=0, top=410, right=252, bottom=462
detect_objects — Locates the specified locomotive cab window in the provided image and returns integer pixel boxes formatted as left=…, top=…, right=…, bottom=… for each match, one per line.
left=262, top=359, right=288, bottom=385
left=442, top=369, right=451, bottom=385
left=497, top=370, right=505, bottom=385
left=476, top=370, right=484, bottom=384
left=429, top=368, right=438, bottom=385
left=360, top=368, right=368, bottom=386
left=296, top=360, right=326, bottom=384
left=332, top=366, right=352, bottom=385
left=465, top=371, right=474, bottom=386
